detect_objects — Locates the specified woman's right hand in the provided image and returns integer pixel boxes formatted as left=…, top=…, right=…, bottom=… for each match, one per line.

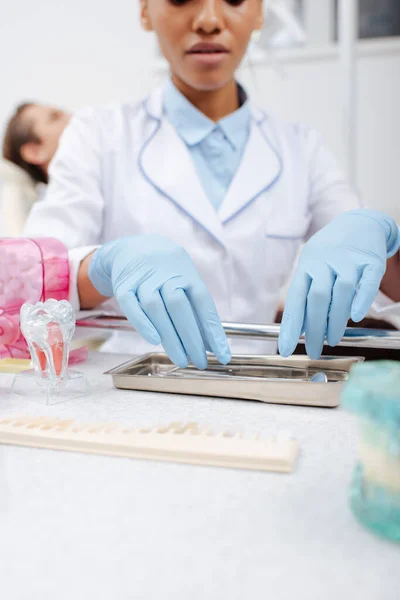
left=88, top=234, right=231, bottom=369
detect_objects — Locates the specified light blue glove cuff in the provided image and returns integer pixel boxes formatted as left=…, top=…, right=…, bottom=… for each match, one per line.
left=88, top=241, right=118, bottom=298
left=347, top=210, right=400, bottom=259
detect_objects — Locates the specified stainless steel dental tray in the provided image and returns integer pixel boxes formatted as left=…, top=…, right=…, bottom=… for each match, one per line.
left=106, top=353, right=364, bottom=408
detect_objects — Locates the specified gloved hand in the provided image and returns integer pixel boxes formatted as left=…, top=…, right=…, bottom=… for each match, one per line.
left=279, top=209, right=400, bottom=359
left=88, top=235, right=231, bottom=369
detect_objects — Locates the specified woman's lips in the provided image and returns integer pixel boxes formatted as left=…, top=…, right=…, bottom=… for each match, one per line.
left=186, top=42, right=230, bottom=66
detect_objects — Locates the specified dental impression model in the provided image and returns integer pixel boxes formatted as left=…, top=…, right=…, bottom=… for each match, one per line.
left=12, top=299, right=88, bottom=404
left=342, top=362, right=400, bottom=543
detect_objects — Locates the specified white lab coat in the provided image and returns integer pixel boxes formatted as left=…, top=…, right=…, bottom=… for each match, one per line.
left=24, top=86, right=395, bottom=355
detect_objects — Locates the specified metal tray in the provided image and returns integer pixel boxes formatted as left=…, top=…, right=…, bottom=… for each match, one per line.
left=105, top=354, right=364, bottom=408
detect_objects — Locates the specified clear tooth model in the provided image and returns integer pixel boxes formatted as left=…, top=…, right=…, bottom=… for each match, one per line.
left=343, top=361, right=400, bottom=543
left=20, top=299, right=76, bottom=387
left=11, top=299, right=88, bottom=404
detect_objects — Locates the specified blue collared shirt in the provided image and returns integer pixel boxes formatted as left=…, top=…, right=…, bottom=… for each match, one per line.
left=163, top=80, right=250, bottom=211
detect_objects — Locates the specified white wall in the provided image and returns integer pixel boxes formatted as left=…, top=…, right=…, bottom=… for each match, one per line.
left=0, top=0, right=155, bottom=124
left=1, top=0, right=399, bottom=221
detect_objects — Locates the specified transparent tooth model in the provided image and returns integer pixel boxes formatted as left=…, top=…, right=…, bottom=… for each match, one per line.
left=11, top=300, right=89, bottom=404
left=342, top=361, right=400, bottom=543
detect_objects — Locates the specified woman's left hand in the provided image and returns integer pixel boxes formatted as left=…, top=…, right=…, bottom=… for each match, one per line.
left=279, top=209, right=400, bottom=359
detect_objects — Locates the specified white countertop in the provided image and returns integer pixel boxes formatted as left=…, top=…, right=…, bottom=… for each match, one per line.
left=0, top=352, right=398, bottom=600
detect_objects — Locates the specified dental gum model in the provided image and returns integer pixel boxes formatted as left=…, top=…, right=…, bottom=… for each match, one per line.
left=342, top=361, right=400, bottom=543
left=12, top=300, right=88, bottom=404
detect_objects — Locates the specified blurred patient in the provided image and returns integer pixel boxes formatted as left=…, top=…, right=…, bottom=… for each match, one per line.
left=0, top=103, right=70, bottom=235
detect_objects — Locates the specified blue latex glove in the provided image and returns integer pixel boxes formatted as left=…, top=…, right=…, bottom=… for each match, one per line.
left=88, top=235, right=231, bottom=369
left=279, top=210, right=400, bottom=359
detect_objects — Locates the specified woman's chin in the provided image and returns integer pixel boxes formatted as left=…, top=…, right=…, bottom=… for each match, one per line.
left=177, top=70, right=236, bottom=93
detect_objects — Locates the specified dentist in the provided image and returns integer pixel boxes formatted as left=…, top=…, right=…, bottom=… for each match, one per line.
left=24, top=0, right=400, bottom=367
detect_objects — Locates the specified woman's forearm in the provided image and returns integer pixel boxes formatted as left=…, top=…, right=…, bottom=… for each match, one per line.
left=77, top=252, right=109, bottom=309
left=381, top=253, right=400, bottom=302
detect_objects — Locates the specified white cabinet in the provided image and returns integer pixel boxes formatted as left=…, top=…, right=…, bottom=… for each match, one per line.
left=253, top=0, right=400, bottom=55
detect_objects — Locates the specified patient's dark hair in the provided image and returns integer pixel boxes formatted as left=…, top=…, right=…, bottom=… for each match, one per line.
left=2, top=103, right=48, bottom=184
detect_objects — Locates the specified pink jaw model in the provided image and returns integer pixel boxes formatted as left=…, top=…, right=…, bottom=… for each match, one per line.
left=0, top=238, right=87, bottom=364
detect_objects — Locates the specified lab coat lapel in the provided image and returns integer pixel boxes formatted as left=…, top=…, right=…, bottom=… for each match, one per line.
left=140, top=90, right=225, bottom=246
left=219, top=109, right=283, bottom=224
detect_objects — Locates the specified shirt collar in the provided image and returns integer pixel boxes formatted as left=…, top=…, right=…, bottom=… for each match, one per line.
left=163, top=79, right=250, bottom=149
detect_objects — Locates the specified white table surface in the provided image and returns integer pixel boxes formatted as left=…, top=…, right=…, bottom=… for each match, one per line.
left=0, top=352, right=398, bottom=600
